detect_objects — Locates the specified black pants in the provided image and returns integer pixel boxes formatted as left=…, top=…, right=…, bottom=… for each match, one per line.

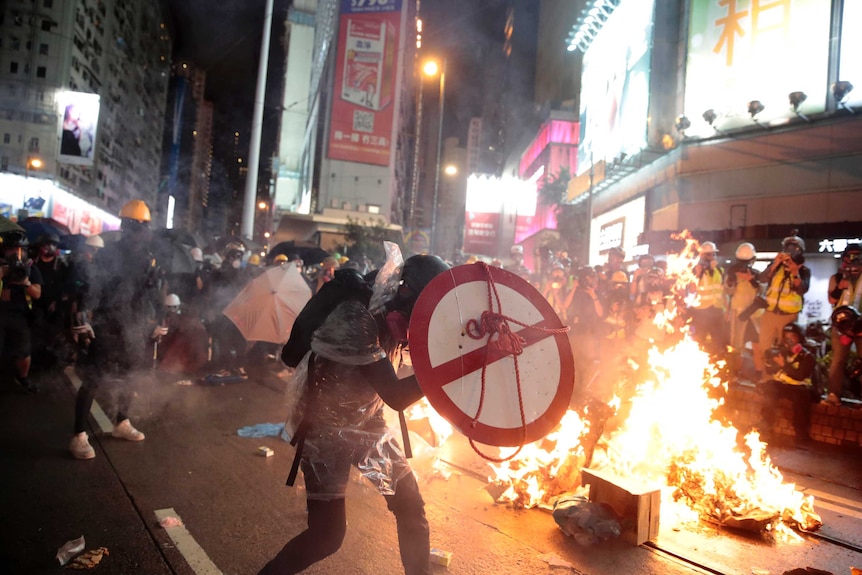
left=258, top=472, right=431, bottom=575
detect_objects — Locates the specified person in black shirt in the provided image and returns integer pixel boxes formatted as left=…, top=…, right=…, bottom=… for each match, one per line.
left=0, top=231, right=42, bottom=392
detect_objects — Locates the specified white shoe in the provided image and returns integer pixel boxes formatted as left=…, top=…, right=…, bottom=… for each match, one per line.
left=70, top=432, right=96, bottom=460
left=112, top=419, right=145, bottom=442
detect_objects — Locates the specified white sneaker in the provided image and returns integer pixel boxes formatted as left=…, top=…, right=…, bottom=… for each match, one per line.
left=112, top=419, right=145, bottom=442
left=70, top=432, right=95, bottom=460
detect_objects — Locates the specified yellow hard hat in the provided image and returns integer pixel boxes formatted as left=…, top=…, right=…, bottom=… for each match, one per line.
left=119, top=200, right=151, bottom=222
left=274, top=254, right=289, bottom=263
left=248, top=254, right=261, bottom=266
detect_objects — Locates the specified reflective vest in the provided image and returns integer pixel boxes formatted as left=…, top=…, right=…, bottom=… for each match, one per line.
left=696, top=268, right=725, bottom=310
left=765, top=266, right=803, bottom=314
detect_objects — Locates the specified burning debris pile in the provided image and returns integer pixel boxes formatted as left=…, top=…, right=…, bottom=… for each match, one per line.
left=477, top=232, right=823, bottom=539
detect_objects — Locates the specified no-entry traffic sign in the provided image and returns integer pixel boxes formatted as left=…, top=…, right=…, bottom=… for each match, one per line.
left=409, top=264, right=575, bottom=447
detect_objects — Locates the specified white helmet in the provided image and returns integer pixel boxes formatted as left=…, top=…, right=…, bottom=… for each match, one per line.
left=699, top=241, right=717, bottom=255
left=510, top=245, right=524, bottom=255
left=735, top=242, right=756, bottom=261
left=164, top=293, right=181, bottom=307
left=85, top=235, right=104, bottom=249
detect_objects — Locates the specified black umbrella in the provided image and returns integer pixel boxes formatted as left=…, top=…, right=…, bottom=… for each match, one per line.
left=269, top=241, right=330, bottom=266
left=155, top=228, right=205, bottom=248
left=20, top=217, right=71, bottom=243
left=0, top=215, right=24, bottom=235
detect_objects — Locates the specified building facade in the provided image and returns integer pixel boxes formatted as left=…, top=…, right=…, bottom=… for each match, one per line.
left=0, top=0, right=171, bottom=224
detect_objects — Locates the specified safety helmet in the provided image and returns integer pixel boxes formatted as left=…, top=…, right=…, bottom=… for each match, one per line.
left=781, top=231, right=805, bottom=252
left=321, top=256, right=339, bottom=270
left=0, top=230, right=29, bottom=249
left=842, top=243, right=862, bottom=266
left=164, top=293, right=181, bottom=308
left=248, top=254, right=261, bottom=266
left=510, top=245, right=524, bottom=255
left=735, top=242, right=756, bottom=261
left=190, top=247, right=203, bottom=262
left=782, top=322, right=805, bottom=342
left=273, top=254, right=289, bottom=264
left=400, top=254, right=450, bottom=301
left=119, top=200, right=151, bottom=223
left=36, top=233, right=60, bottom=246
left=610, top=270, right=629, bottom=284
left=831, top=305, right=860, bottom=335
left=85, top=235, right=105, bottom=249
left=699, top=241, right=718, bottom=255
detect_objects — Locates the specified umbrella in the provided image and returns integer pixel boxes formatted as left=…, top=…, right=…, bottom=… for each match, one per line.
left=155, top=228, right=205, bottom=248
left=20, top=217, right=71, bottom=243
left=0, top=215, right=24, bottom=235
left=223, top=262, right=312, bottom=344
left=269, top=241, right=331, bottom=266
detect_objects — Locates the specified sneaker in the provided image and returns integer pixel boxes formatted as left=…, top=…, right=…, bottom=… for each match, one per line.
left=822, top=393, right=841, bottom=407
left=69, top=432, right=96, bottom=460
left=112, top=419, right=145, bottom=442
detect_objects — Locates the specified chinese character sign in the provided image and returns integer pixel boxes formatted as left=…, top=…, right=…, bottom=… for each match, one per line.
left=463, top=212, right=500, bottom=256
left=684, top=0, right=831, bottom=135
left=327, top=0, right=402, bottom=166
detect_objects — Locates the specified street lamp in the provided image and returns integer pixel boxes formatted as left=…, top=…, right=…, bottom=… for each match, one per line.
left=444, top=164, right=458, bottom=176
left=424, top=58, right=446, bottom=254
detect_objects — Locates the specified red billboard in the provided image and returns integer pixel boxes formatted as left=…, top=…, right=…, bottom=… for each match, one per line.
left=327, top=0, right=402, bottom=167
left=463, top=212, right=500, bottom=255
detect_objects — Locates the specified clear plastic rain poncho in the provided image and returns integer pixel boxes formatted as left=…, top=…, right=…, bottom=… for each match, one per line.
left=283, top=298, right=414, bottom=500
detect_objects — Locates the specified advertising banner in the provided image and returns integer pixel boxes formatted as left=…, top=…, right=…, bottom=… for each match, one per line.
left=51, top=187, right=119, bottom=235
left=839, top=0, right=862, bottom=109
left=684, top=0, right=831, bottom=135
left=57, top=91, right=101, bottom=166
left=577, top=0, right=654, bottom=176
left=327, top=0, right=402, bottom=166
left=463, top=211, right=500, bottom=255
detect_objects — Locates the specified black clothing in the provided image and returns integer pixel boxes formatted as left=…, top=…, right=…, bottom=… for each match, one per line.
left=760, top=347, right=816, bottom=440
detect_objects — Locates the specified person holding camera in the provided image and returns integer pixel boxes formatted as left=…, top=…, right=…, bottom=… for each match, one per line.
left=725, top=243, right=762, bottom=363
left=755, top=231, right=810, bottom=381
left=687, top=242, right=727, bottom=355
left=0, top=230, right=42, bottom=392
left=825, top=244, right=862, bottom=405
left=758, top=322, right=816, bottom=443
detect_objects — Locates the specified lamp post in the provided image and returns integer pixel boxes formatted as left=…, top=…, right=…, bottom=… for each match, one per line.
left=424, top=59, right=446, bottom=255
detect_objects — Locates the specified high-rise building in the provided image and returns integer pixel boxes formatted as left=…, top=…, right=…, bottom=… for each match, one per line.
left=0, top=0, right=171, bottom=223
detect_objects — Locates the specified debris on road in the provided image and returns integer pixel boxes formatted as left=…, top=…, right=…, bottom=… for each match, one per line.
left=258, top=446, right=274, bottom=457
left=159, top=516, right=184, bottom=528
left=429, top=548, right=452, bottom=567
left=537, top=551, right=575, bottom=569
left=56, top=536, right=86, bottom=566
left=66, top=547, right=108, bottom=569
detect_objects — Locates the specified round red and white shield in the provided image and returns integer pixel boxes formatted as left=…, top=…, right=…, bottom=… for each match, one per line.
left=409, top=264, right=574, bottom=447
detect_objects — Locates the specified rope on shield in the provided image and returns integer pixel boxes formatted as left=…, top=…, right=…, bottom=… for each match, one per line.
left=464, top=262, right=569, bottom=462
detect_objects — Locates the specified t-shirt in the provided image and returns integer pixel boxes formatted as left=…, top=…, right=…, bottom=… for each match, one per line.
left=0, top=264, right=43, bottom=315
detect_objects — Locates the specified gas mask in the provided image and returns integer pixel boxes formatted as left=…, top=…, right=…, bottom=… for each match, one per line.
left=783, top=337, right=803, bottom=355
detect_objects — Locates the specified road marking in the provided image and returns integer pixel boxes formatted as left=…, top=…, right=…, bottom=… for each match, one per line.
left=803, top=488, right=862, bottom=513
left=64, top=366, right=113, bottom=433
left=154, top=508, right=222, bottom=575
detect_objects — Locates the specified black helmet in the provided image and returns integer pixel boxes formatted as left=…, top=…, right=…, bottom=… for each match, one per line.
left=35, top=233, right=60, bottom=247
left=831, top=305, right=860, bottom=335
left=781, top=230, right=806, bottom=252
left=401, top=254, right=449, bottom=296
left=782, top=322, right=805, bottom=341
left=0, top=230, right=29, bottom=249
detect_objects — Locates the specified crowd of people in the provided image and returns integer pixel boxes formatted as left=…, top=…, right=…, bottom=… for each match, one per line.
left=5, top=197, right=862, bottom=571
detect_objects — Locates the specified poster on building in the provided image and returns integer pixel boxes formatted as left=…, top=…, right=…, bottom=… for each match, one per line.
left=57, top=92, right=101, bottom=166
left=577, top=0, right=654, bottom=176
left=327, top=0, right=402, bottom=167
left=684, top=0, right=831, bottom=136
left=463, top=212, right=500, bottom=255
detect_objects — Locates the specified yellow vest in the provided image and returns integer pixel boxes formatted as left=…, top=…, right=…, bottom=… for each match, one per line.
left=765, top=267, right=802, bottom=314
left=696, top=268, right=726, bottom=310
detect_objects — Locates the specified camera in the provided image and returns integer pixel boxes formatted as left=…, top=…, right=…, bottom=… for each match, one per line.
left=738, top=295, right=769, bottom=322
left=763, top=346, right=783, bottom=374
left=1, top=257, right=28, bottom=284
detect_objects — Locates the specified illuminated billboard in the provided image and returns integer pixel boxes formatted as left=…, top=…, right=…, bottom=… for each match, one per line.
left=57, top=91, right=100, bottom=166
left=577, top=0, right=654, bottom=176
left=327, top=0, right=402, bottom=167
left=684, top=0, right=832, bottom=136
left=839, top=0, right=862, bottom=109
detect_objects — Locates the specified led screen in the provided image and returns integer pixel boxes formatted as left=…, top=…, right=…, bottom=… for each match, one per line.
left=57, top=91, right=101, bottom=166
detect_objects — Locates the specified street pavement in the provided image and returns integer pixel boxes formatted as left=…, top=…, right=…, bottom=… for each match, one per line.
left=2, top=361, right=862, bottom=575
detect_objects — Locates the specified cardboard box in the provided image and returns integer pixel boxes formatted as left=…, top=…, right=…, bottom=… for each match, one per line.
left=581, top=467, right=661, bottom=545
left=257, top=446, right=274, bottom=458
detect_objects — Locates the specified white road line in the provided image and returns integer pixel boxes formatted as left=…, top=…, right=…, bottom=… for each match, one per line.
left=154, top=508, right=222, bottom=575
left=803, top=487, right=862, bottom=513
left=63, top=366, right=113, bottom=433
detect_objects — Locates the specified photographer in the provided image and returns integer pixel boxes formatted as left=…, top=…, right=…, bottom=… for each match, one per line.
left=687, top=242, right=727, bottom=355
left=755, top=231, right=810, bottom=381
left=0, top=230, right=42, bottom=392
left=725, top=242, right=762, bottom=360
left=825, top=244, right=862, bottom=406
left=758, top=323, right=816, bottom=443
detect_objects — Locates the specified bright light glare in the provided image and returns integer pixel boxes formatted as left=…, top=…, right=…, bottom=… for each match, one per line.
left=258, top=201, right=267, bottom=210
left=444, top=164, right=457, bottom=176
left=423, top=61, right=439, bottom=77
left=29, top=158, right=43, bottom=169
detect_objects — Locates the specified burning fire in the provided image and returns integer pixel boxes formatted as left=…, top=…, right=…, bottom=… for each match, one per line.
left=415, top=230, right=822, bottom=540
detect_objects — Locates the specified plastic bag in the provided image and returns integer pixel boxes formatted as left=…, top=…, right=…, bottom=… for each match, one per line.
left=369, top=241, right=404, bottom=315
left=56, top=536, right=86, bottom=566
left=552, top=495, right=621, bottom=546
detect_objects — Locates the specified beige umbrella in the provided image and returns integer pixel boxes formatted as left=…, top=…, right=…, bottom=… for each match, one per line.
left=223, top=262, right=312, bottom=344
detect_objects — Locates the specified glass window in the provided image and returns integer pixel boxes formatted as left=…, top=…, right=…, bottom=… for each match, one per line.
left=36, top=66, right=46, bottom=78
left=3, top=134, right=10, bottom=144
left=41, top=20, right=52, bottom=32
left=10, top=62, right=18, bottom=74
left=39, top=43, right=48, bottom=55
